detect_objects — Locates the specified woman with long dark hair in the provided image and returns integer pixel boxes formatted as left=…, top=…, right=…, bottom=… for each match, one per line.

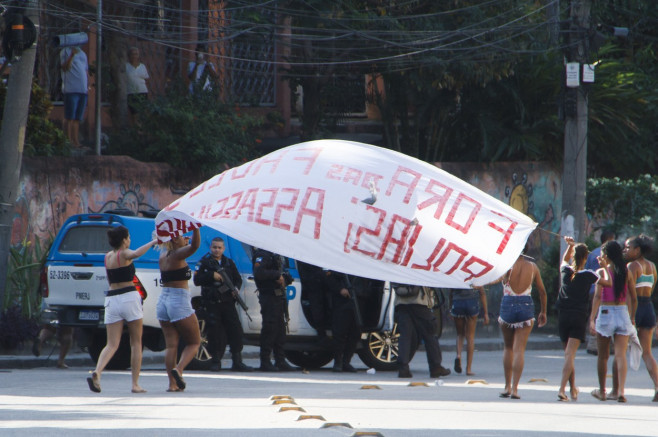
left=556, top=237, right=599, bottom=401
left=589, top=240, right=637, bottom=402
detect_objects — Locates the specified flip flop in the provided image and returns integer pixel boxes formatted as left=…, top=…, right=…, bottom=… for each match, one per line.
left=557, top=393, right=569, bottom=402
left=499, top=392, right=511, bottom=398
left=590, top=389, right=606, bottom=401
left=617, top=395, right=627, bottom=403
left=510, top=394, right=521, bottom=400
left=171, top=368, right=186, bottom=390
left=606, top=394, right=618, bottom=401
left=166, top=387, right=183, bottom=392
left=87, top=372, right=101, bottom=393
left=570, top=387, right=579, bottom=401
left=131, top=388, right=147, bottom=394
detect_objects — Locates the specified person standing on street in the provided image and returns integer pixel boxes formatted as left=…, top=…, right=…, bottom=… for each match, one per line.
left=157, top=229, right=201, bottom=392
left=556, top=236, right=599, bottom=402
left=253, top=248, right=295, bottom=372
left=59, top=45, right=89, bottom=148
left=324, top=270, right=360, bottom=373
left=193, top=237, right=253, bottom=372
left=584, top=229, right=616, bottom=354
left=395, top=285, right=451, bottom=379
left=87, top=226, right=157, bottom=393
left=497, top=250, right=547, bottom=400
left=450, top=286, right=489, bottom=376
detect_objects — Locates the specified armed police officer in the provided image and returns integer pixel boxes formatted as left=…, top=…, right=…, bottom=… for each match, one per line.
left=193, top=237, right=253, bottom=372
left=325, top=270, right=360, bottom=373
left=252, top=248, right=296, bottom=372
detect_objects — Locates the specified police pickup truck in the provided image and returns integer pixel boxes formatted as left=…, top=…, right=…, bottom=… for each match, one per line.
left=41, top=212, right=442, bottom=370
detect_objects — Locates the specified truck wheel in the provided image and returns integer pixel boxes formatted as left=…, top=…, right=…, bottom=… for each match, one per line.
left=178, top=317, right=213, bottom=371
left=88, top=330, right=132, bottom=370
left=357, top=323, right=418, bottom=371
left=285, top=350, right=334, bottom=369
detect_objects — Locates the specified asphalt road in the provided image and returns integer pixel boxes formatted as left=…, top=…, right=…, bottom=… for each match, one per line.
left=0, top=347, right=657, bottom=437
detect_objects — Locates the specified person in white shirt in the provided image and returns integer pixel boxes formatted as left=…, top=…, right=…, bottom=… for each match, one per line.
left=126, top=47, right=149, bottom=116
left=187, top=46, right=217, bottom=94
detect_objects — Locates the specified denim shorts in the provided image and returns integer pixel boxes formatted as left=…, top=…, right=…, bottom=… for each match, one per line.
left=156, top=287, right=195, bottom=323
left=64, top=93, right=88, bottom=120
left=104, top=290, right=143, bottom=324
left=635, top=297, right=656, bottom=329
left=498, top=295, right=535, bottom=328
left=451, top=297, right=479, bottom=318
left=595, top=305, right=635, bottom=337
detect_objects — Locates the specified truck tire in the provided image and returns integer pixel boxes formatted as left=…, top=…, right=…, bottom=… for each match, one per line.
left=285, top=350, right=334, bottom=369
left=88, top=330, right=133, bottom=370
left=357, top=323, right=418, bottom=371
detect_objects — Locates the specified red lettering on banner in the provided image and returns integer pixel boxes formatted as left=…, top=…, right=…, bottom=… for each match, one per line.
left=461, top=256, right=494, bottom=282
left=386, top=166, right=421, bottom=204
left=230, top=162, right=254, bottom=180
left=327, top=164, right=343, bottom=180
left=344, top=168, right=363, bottom=185
left=352, top=205, right=387, bottom=257
left=376, top=214, right=416, bottom=263
left=210, top=197, right=229, bottom=218
left=253, top=150, right=287, bottom=175
left=207, top=172, right=226, bottom=190
left=361, top=173, right=384, bottom=192
left=432, top=242, right=468, bottom=274
left=417, top=179, right=453, bottom=220
left=188, top=181, right=207, bottom=199
left=156, top=220, right=174, bottom=240
left=412, top=238, right=446, bottom=270
left=294, top=188, right=325, bottom=239
left=293, top=147, right=322, bottom=175
left=445, top=193, right=481, bottom=234
left=235, top=188, right=259, bottom=221
left=255, top=188, right=278, bottom=226
left=487, top=210, right=518, bottom=254
left=223, top=192, right=244, bottom=219
left=273, top=188, right=300, bottom=231
left=344, top=223, right=354, bottom=253
left=401, top=224, right=422, bottom=266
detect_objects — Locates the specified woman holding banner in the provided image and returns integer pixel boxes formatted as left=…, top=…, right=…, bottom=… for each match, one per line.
left=157, top=229, right=201, bottom=392
left=497, top=248, right=547, bottom=400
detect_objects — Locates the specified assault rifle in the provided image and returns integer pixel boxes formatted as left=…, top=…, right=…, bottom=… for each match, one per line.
left=217, top=268, right=253, bottom=322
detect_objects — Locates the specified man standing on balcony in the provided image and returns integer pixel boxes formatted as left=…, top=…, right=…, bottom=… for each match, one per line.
left=59, top=45, right=88, bottom=148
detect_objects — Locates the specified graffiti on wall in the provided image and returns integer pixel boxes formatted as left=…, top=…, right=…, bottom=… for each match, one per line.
left=88, top=180, right=159, bottom=216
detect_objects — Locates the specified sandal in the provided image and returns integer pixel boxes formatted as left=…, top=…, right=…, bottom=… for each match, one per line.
left=590, top=389, right=606, bottom=401
left=617, top=395, right=627, bottom=403
left=499, top=392, right=511, bottom=398
left=454, top=357, right=462, bottom=374
left=86, top=372, right=101, bottom=393
left=171, top=368, right=186, bottom=390
left=557, top=393, right=569, bottom=402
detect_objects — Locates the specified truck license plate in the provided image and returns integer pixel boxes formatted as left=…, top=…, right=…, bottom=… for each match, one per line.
left=79, top=310, right=100, bottom=321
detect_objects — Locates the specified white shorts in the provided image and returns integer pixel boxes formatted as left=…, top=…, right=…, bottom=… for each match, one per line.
left=104, top=290, right=143, bottom=324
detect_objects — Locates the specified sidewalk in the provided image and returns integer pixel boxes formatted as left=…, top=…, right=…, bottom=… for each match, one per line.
left=0, top=331, right=564, bottom=370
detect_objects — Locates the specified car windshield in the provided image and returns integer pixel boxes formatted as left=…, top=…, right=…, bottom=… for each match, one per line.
left=59, top=226, right=112, bottom=253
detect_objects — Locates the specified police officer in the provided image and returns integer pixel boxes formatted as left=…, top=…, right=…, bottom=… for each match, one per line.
left=193, top=237, right=253, bottom=372
left=395, top=285, right=451, bottom=379
left=325, top=270, right=360, bottom=373
left=252, top=248, right=295, bottom=372
left=297, top=261, right=329, bottom=342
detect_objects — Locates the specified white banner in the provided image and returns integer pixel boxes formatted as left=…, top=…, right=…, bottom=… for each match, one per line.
left=155, top=140, right=537, bottom=288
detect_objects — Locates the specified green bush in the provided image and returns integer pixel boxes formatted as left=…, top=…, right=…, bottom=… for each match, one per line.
left=0, top=81, right=68, bottom=156
left=108, top=83, right=264, bottom=175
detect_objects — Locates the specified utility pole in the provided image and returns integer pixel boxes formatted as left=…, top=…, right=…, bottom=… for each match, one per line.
left=561, top=0, right=590, bottom=243
left=0, top=0, right=40, bottom=301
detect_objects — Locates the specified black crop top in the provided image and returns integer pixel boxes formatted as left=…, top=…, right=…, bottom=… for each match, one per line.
left=161, top=266, right=192, bottom=283
left=106, top=263, right=136, bottom=284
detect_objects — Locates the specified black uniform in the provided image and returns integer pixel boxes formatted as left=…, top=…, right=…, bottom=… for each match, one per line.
left=252, top=249, right=295, bottom=371
left=325, top=270, right=360, bottom=372
left=193, top=252, right=252, bottom=371
left=297, top=261, right=328, bottom=338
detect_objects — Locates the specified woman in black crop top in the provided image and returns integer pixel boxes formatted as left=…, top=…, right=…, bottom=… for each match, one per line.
left=156, top=227, right=200, bottom=392
left=87, top=226, right=157, bottom=394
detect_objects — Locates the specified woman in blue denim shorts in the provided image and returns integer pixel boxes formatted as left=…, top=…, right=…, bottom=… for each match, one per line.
left=589, top=240, right=637, bottom=402
left=157, top=228, right=201, bottom=392
left=450, top=287, right=488, bottom=375
left=497, top=252, right=547, bottom=399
